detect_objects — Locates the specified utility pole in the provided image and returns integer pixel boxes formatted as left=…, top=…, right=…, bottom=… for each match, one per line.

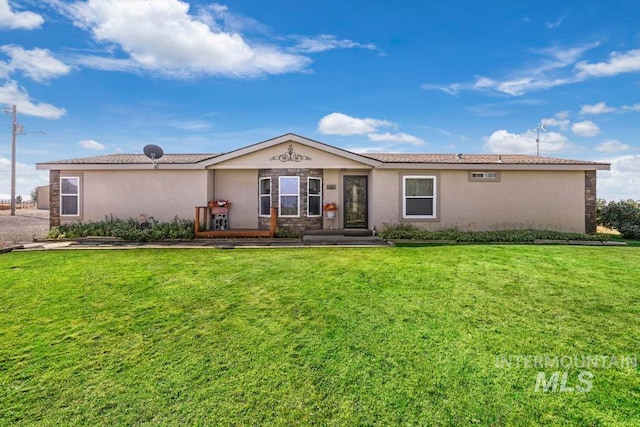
left=3, top=105, right=20, bottom=216
left=4, top=105, right=39, bottom=216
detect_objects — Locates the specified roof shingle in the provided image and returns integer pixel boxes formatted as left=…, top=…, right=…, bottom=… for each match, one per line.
left=43, top=153, right=221, bottom=165
left=361, top=153, right=606, bottom=165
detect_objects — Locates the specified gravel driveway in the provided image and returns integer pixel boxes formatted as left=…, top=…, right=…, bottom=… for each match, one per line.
left=0, top=209, right=50, bottom=246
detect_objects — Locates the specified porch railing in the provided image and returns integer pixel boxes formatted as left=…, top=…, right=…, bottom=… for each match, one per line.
left=194, top=206, right=277, bottom=238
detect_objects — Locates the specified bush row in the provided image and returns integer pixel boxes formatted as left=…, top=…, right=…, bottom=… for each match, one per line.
left=379, top=223, right=605, bottom=242
left=48, top=216, right=194, bottom=242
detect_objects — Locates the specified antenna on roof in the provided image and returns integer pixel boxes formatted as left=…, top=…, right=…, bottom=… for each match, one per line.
left=143, top=144, right=164, bottom=169
left=534, top=121, right=546, bottom=157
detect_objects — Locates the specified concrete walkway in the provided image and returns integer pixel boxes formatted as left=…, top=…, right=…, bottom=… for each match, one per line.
left=1, top=234, right=389, bottom=252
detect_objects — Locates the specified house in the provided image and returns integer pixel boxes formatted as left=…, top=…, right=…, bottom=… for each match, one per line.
left=36, top=133, right=610, bottom=235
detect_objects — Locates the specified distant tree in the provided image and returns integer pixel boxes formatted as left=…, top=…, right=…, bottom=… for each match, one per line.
left=598, top=199, right=640, bottom=240
left=31, top=187, right=38, bottom=203
left=596, top=198, right=606, bottom=224
left=15, top=195, right=22, bottom=204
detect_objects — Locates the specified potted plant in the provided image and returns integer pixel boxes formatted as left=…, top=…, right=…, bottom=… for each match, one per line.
left=209, top=200, right=231, bottom=214
left=323, top=202, right=338, bottom=219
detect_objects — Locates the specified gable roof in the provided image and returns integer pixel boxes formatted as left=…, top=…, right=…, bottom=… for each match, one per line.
left=200, top=133, right=381, bottom=167
left=36, top=133, right=610, bottom=171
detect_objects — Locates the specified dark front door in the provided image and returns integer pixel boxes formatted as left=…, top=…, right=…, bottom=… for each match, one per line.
left=343, top=175, right=368, bottom=229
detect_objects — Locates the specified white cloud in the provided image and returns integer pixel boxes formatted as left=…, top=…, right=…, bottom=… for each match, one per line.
left=318, top=112, right=392, bottom=135
left=434, top=43, right=598, bottom=96
left=0, top=80, right=66, bottom=119
left=622, top=103, right=640, bottom=111
left=0, top=0, right=44, bottom=30
left=79, top=139, right=105, bottom=150
left=545, top=16, right=566, bottom=29
left=289, top=34, right=378, bottom=54
left=598, top=155, right=640, bottom=201
left=595, top=139, right=631, bottom=153
left=575, top=49, right=640, bottom=78
left=52, top=0, right=311, bottom=78
left=571, top=120, right=600, bottom=137
left=484, top=129, right=572, bottom=155
left=0, top=45, right=71, bottom=82
left=420, top=83, right=462, bottom=96
left=0, top=156, right=49, bottom=201
left=318, top=112, right=424, bottom=148
left=423, top=42, right=640, bottom=97
left=542, top=117, right=570, bottom=131
left=368, top=132, right=424, bottom=145
left=579, top=102, right=616, bottom=115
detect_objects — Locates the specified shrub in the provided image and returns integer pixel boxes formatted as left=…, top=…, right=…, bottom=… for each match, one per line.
left=47, top=216, right=195, bottom=242
left=598, top=199, right=640, bottom=240
left=378, top=223, right=605, bottom=243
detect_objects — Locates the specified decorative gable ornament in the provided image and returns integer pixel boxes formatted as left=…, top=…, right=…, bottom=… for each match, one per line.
left=270, top=144, right=311, bottom=162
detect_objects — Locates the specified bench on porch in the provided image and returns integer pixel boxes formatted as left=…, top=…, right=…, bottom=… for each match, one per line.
left=194, top=206, right=277, bottom=238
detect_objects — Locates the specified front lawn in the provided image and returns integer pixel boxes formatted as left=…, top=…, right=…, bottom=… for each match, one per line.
left=1, top=247, right=639, bottom=425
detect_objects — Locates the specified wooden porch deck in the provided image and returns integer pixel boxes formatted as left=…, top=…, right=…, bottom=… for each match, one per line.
left=194, top=206, right=277, bottom=238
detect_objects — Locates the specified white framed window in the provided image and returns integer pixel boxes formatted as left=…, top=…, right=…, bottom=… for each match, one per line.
left=403, top=176, right=436, bottom=218
left=259, top=177, right=271, bottom=217
left=279, top=176, right=299, bottom=217
left=60, top=176, right=80, bottom=216
left=308, top=177, right=322, bottom=217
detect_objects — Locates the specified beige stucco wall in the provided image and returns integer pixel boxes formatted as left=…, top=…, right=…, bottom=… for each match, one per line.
left=371, top=169, right=586, bottom=232
left=60, top=170, right=209, bottom=224
left=213, top=169, right=258, bottom=229
left=213, top=142, right=371, bottom=170
left=36, top=185, right=50, bottom=210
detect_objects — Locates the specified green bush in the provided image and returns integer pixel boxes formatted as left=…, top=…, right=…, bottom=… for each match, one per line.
left=379, top=223, right=605, bottom=242
left=47, top=215, right=195, bottom=242
left=598, top=199, right=640, bottom=240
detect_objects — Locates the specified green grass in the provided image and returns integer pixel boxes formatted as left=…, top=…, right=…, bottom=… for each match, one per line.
left=1, top=247, right=639, bottom=426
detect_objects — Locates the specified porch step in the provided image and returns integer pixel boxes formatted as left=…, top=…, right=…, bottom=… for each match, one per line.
left=302, top=235, right=385, bottom=245
left=303, top=229, right=373, bottom=237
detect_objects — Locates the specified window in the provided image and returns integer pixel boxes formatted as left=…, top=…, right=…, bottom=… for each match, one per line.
left=279, top=176, right=299, bottom=217
left=403, top=176, right=436, bottom=218
left=308, top=177, right=322, bottom=217
left=469, top=171, right=500, bottom=182
left=259, top=177, right=271, bottom=217
left=60, top=177, right=79, bottom=216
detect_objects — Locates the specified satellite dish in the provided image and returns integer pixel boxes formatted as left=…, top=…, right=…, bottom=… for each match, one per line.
left=143, top=144, right=164, bottom=168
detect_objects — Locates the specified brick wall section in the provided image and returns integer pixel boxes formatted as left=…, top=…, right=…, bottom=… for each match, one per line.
left=585, top=170, right=597, bottom=234
left=258, top=168, right=323, bottom=234
left=49, top=170, right=60, bottom=228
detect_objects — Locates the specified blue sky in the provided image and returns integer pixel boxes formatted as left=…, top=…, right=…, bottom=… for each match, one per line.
left=1, top=0, right=639, bottom=201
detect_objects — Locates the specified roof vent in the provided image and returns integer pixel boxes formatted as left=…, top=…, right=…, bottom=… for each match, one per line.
left=498, top=155, right=504, bottom=163
left=455, top=153, right=463, bottom=160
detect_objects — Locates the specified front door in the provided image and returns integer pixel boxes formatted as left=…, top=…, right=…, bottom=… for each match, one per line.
left=343, top=175, right=368, bottom=229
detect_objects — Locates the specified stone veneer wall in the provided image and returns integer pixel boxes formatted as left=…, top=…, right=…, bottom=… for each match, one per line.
left=258, top=168, right=323, bottom=234
left=49, top=170, right=60, bottom=228
left=585, top=170, right=597, bottom=234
